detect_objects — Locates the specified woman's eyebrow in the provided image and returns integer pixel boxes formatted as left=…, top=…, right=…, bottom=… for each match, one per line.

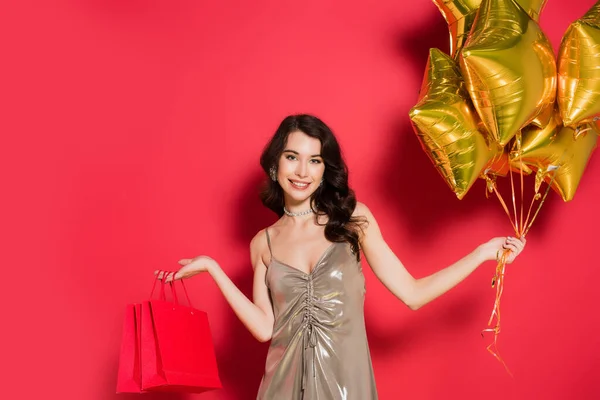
left=282, top=149, right=322, bottom=157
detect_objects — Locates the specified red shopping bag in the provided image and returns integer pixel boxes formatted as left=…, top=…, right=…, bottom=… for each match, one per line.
left=115, top=303, right=142, bottom=393
left=116, top=272, right=222, bottom=394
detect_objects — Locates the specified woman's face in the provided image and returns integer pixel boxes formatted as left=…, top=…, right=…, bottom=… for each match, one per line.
left=276, top=130, right=325, bottom=204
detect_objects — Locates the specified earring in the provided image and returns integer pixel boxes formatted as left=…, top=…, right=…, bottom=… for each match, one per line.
left=269, top=166, right=277, bottom=182
left=319, top=179, right=324, bottom=187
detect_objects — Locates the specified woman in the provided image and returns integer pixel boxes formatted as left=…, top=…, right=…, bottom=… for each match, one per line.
left=157, top=114, right=526, bottom=399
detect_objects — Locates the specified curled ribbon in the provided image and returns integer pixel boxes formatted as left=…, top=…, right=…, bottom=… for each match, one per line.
left=481, top=136, right=561, bottom=374
left=481, top=248, right=512, bottom=376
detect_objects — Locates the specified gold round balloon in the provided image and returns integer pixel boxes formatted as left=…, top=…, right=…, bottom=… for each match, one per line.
left=557, top=1, right=600, bottom=128
left=410, top=48, right=503, bottom=199
left=512, top=109, right=598, bottom=201
left=432, top=0, right=548, bottom=59
left=459, top=0, right=557, bottom=147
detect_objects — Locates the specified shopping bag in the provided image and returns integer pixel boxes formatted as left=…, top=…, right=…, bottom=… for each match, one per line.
left=116, top=271, right=222, bottom=394
left=115, top=303, right=142, bottom=393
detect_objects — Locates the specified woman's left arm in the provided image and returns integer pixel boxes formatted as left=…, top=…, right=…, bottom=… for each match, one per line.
left=354, top=202, right=525, bottom=310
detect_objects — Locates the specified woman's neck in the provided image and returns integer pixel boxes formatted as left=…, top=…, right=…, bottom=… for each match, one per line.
left=282, top=199, right=315, bottom=222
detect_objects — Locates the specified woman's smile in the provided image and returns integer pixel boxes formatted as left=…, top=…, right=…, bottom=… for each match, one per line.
left=288, top=179, right=311, bottom=190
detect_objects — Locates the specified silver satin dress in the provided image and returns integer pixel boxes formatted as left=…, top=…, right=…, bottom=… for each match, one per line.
left=256, top=230, right=378, bottom=399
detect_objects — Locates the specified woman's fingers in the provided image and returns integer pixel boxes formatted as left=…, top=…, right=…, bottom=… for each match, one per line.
left=152, top=259, right=191, bottom=281
left=497, top=236, right=526, bottom=264
left=505, top=243, right=519, bottom=253
left=154, top=270, right=177, bottom=280
left=506, top=237, right=520, bottom=245
left=507, top=236, right=525, bottom=249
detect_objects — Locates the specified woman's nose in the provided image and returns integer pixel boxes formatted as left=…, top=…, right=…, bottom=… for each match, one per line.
left=295, top=162, right=308, bottom=178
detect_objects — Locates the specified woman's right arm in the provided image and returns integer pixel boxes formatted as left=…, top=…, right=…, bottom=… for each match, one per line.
left=165, top=230, right=274, bottom=342
left=208, top=231, right=274, bottom=342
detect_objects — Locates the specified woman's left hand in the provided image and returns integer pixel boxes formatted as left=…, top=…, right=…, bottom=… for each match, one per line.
left=478, top=236, right=527, bottom=264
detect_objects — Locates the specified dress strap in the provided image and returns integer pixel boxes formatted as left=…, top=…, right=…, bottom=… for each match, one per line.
left=265, top=228, right=273, bottom=258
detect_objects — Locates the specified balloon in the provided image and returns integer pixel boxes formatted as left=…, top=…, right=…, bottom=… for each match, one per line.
left=518, top=0, right=547, bottom=21
left=594, top=117, right=600, bottom=134
left=513, top=110, right=598, bottom=201
left=409, top=48, right=503, bottom=199
left=432, top=0, right=480, bottom=59
left=557, top=1, right=600, bottom=128
left=509, top=158, right=534, bottom=175
left=432, top=0, right=548, bottom=59
left=529, top=100, right=555, bottom=128
left=459, top=0, right=557, bottom=147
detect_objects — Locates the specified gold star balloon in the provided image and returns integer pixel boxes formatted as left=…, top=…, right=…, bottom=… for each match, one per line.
left=432, top=0, right=481, bottom=59
left=518, top=0, right=547, bottom=21
left=529, top=100, right=555, bottom=128
left=432, top=0, right=548, bottom=59
left=513, top=109, right=598, bottom=201
left=594, top=117, right=600, bottom=134
left=419, top=0, right=595, bottom=369
left=557, top=1, right=600, bottom=128
left=410, top=48, right=503, bottom=199
left=458, top=0, right=556, bottom=147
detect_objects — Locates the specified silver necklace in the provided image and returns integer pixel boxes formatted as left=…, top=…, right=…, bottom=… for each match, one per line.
left=283, top=207, right=314, bottom=217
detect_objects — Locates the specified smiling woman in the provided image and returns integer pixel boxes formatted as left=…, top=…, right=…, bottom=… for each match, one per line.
left=156, top=114, right=526, bottom=399
left=275, top=135, right=326, bottom=201
left=258, top=114, right=366, bottom=259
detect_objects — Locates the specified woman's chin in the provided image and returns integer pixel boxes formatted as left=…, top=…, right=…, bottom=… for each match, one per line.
left=283, top=189, right=316, bottom=204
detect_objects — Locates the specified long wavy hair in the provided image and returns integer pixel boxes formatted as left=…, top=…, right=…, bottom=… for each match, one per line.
left=259, top=114, right=366, bottom=259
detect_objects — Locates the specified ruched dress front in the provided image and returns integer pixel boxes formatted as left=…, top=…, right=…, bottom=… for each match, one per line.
left=256, top=230, right=378, bottom=400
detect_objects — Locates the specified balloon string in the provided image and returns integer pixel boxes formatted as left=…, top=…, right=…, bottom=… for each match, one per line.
left=488, top=179, right=518, bottom=233
left=481, top=250, right=513, bottom=377
left=509, top=164, right=519, bottom=234
left=482, top=196, right=515, bottom=374
left=484, top=139, right=563, bottom=373
left=523, top=167, right=558, bottom=236
left=483, top=143, right=524, bottom=375
left=523, top=142, right=570, bottom=236
left=523, top=190, right=538, bottom=234
left=508, top=136, right=524, bottom=235
left=519, top=137, right=525, bottom=237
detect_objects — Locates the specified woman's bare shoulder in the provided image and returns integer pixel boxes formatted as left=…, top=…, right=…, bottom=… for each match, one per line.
left=352, top=201, right=375, bottom=220
left=249, top=222, right=282, bottom=268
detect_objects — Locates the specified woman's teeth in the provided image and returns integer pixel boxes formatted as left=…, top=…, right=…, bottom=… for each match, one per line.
left=290, top=181, right=309, bottom=188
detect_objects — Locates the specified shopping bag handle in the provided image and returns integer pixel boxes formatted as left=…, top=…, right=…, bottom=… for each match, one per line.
left=150, top=270, right=193, bottom=308
left=171, top=276, right=193, bottom=308
left=150, top=271, right=167, bottom=301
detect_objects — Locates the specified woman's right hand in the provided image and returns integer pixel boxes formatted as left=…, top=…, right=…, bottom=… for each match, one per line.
left=154, top=255, right=218, bottom=282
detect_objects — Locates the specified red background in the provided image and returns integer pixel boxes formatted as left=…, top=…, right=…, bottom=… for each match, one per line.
left=2, top=1, right=599, bottom=399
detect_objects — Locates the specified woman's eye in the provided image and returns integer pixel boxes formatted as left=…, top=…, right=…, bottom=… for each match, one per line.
left=310, top=159, right=322, bottom=164
left=286, top=155, right=296, bottom=161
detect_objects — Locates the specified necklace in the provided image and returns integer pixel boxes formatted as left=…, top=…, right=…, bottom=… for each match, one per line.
left=283, top=206, right=314, bottom=217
